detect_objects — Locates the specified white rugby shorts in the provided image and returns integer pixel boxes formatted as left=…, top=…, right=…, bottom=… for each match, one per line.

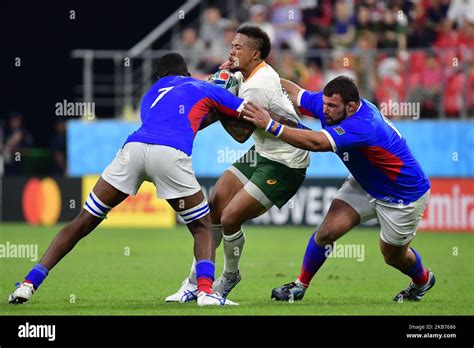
left=334, top=176, right=430, bottom=246
left=101, top=142, right=201, bottom=199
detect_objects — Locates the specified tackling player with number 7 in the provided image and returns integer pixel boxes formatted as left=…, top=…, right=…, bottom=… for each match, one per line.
left=9, top=53, right=254, bottom=307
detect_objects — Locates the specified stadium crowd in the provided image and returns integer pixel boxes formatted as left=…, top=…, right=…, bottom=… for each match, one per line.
left=3, top=0, right=474, bottom=176
left=174, top=0, right=474, bottom=119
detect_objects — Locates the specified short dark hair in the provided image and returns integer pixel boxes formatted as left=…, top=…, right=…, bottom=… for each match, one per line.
left=323, top=76, right=360, bottom=104
left=236, top=25, right=271, bottom=60
left=155, top=53, right=189, bottom=78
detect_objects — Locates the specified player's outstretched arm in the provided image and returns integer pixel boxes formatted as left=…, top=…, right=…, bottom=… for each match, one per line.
left=280, top=79, right=303, bottom=106
left=242, top=102, right=332, bottom=152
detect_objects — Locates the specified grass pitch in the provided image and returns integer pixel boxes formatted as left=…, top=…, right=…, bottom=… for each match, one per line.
left=0, top=223, right=473, bottom=315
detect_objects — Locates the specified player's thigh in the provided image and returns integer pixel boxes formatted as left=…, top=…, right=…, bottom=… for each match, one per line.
left=375, top=189, right=430, bottom=247
left=315, top=199, right=361, bottom=245
left=210, top=146, right=258, bottom=222
left=209, top=170, right=245, bottom=223
left=220, top=187, right=267, bottom=233
left=316, top=177, right=375, bottom=245
left=146, top=144, right=202, bottom=201
left=91, top=177, right=129, bottom=207
left=101, top=142, right=147, bottom=198
left=243, top=152, right=306, bottom=210
left=145, top=145, right=212, bottom=228
left=83, top=143, right=146, bottom=221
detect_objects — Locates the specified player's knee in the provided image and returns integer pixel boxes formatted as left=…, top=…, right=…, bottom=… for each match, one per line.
left=208, top=195, right=221, bottom=223
left=220, top=207, right=241, bottom=232
left=210, top=186, right=229, bottom=221
left=74, top=210, right=99, bottom=235
left=315, top=228, right=337, bottom=246
left=382, top=252, right=403, bottom=267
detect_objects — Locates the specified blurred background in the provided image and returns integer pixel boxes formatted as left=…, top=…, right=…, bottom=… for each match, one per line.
left=2, top=0, right=473, bottom=232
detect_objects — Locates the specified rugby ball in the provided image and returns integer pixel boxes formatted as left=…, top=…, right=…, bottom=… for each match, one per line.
left=209, top=70, right=240, bottom=95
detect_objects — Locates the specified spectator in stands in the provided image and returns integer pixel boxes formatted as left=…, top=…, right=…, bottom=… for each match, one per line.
left=434, top=19, right=460, bottom=72
left=302, top=0, right=332, bottom=49
left=278, top=43, right=310, bottom=86
left=324, top=50, right=357, bottom=85
left=377, top=5, right=407, bottom=50
left=359, top=0, right=386, bottom=24
left=50, top=120, right=67, bottom=175
left=353, top=30, right=378, bottom=96
left=172, top=27, right=205, bottom=72
left=375, top=56, right=406, bottom=118
left=270, top=0, right=307, bottom=56
left=459, top=17, right=474, bottom=50
left=415, top=52, right=442, bottom=118
left=426, top=0, right=450, bottom=34
left=242, top=4, right=275, bottom=43
left=355, top=5, right=377, bottom=34
left=199, top=7, right=232, bottom=48
left=447, top=0, right=474, bottom=29
left=304, top=60, right=324, bottom=91
left=407, top=0, right=437, bottom=47
left=3, top=112, right=33, bottom=175
left=202, top=24, right=237, bottom=73
left=331, top=0, right=356, bottom=49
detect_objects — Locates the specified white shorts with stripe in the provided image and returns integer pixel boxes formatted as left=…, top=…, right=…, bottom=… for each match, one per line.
left=334, top=176, right=430, bottom=246
left=101, top=142, right=201, bottom=199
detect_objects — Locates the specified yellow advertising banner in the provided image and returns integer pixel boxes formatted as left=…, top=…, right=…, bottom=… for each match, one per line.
left=82, top=176, right=176, bottom=228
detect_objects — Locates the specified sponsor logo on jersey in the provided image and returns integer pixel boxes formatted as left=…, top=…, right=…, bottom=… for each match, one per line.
left=266, top=179, right=277, bottom=185
left=334, top=126, right=345, bottom=135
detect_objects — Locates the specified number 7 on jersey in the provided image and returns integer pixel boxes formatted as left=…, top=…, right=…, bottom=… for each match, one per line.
left=150, top=86, right=174, bottom=109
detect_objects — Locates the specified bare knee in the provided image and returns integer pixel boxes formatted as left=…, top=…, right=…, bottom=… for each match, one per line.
left=220, top=207, right=241, bottom=234
left=73, top=210, right=101, bottom=236
left=381, top=248, right=406, bottom=268
left=315, top=228, right=338, bottom=246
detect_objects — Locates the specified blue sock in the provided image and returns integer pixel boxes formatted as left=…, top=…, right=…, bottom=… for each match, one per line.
left=24, top=264, right=49, bottom=289
left=196, top=259, right=215, bottom=294
left=298, top=231, right=331, bottom=286
left=405, top=247, right=429, bottom=285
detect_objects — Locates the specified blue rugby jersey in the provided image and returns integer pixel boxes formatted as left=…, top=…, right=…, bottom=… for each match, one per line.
left=125, top=75, right=246, bottom=156
left=298, top=90, right=430, bottom=204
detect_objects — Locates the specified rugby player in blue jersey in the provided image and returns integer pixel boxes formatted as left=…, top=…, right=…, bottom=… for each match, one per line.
left=242, top=76, right=435, bottom=302
left=8, top=53, right=251, bottom=306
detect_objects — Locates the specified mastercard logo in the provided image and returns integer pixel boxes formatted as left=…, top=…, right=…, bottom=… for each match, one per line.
left=22, top=178, right=62, bottom=226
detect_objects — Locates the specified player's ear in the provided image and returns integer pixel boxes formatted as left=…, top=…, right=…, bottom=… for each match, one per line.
left=252, top=50, right=261, bottom=61
left=347, top=101, right=358, bottom=113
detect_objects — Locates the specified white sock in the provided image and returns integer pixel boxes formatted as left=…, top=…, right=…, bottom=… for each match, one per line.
left=223, top=229, right=245, bottom=276
left=188, top=224, right=223, bottom=284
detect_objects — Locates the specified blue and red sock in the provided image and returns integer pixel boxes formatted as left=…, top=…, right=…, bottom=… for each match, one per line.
left=196, top=259, right=214, bottom=294
left=24, top=264, right=49, bottom=289
left=297, top=232, right=331, bottom=287
left=405, top=247, right=429, bottom=286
